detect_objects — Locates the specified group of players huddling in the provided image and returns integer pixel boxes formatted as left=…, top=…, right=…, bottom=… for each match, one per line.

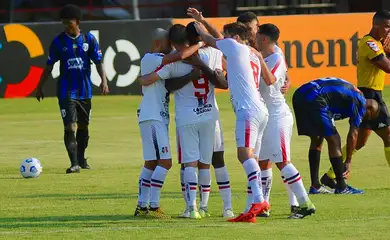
left=35, top=4, right=390, bottom=223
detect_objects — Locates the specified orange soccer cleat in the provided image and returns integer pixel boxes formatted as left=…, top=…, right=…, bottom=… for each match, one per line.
left=248, top=201, right=270, bottom=216
left=227, top=212, right=256, bottom=223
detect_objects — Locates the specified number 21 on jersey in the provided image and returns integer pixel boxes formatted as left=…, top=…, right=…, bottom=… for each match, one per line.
left=250, top=61, right=260, bottom=90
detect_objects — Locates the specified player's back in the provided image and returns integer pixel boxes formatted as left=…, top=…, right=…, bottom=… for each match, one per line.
left=357, top=35, right=386, bottom=91
left=260, top=52, right=290, bottom=116
left=138, top=53, right=169, bottom=124
left=299, top=77, right=366, bottom=120
left=216, top=38, right=266, bottom=113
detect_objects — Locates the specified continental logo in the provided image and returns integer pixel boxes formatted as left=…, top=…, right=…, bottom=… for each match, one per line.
left=3, top=24, right=44, bottom=98
left=278, top=32, right=359, bottom=69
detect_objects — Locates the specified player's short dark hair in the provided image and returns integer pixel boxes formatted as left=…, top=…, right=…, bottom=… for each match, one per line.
left=223, top=22, right=249, bottom=41
left=60, top=4, right=82, bottom=20
left=373, top=10, right=390, bottom=24
left=186, top=21, right=200, bottom=39
left=237, top=11, right=258, bottom=24
left=168, top=24, right=188, bottom=45
left=258, top=23, right=280, bottom=42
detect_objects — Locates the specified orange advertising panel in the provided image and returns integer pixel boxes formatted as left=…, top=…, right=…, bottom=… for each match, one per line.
left=174, top=13, right=390, bottom=86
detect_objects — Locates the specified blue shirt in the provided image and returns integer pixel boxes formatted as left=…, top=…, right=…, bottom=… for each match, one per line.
left=47, top=32, right=102, bottom=100
left=297, top=77, right=367, bottom=128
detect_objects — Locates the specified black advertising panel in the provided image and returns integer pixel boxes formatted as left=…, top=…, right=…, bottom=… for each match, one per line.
left=0, top=19, right=172, bottom=98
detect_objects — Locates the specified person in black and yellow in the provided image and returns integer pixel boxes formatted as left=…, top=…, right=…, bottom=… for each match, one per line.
left=320, top=10, right=390, bottom=190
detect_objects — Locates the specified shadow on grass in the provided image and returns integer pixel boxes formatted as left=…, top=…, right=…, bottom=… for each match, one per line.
left=16, top=192, right=183, bottom=200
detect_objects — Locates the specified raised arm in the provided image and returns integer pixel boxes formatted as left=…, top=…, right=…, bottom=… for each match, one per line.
left=162, top=42, right=203, bottom=65
left=194, top=22, right=218, bottom=49
left=187, top=8, right=224, bottom=39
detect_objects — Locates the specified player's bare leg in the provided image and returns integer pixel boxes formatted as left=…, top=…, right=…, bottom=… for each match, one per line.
left=212, top=151, right=234, bottom=218
left=135, top=160, right=157, bottom=216
left=374, top=126, right=390, bottom=166
left=198, top=162, right=211, bottom=217
left=308, top=136, right=332, bottom=194
left=65, top=123, right=80, bottom=174
left=148, top=159, right=172, bottom=219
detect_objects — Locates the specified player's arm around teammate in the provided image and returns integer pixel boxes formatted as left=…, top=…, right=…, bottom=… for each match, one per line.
left=36, top=4, right=108, bottom=174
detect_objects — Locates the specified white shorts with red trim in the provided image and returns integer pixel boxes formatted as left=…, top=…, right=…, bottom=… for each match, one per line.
left=139, top=120, right=171, bottom=161
left=258, top=113, right=293, bottom=163
left=214, top=119, right=224, bottom=152
left=235, top=110, right=268, bottom=149
left=176, top=120, right=216, bottom=164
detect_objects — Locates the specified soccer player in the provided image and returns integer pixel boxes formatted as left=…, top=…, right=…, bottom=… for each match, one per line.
left=321, top=10, right=390, bottom=189
left=195, top=21, right=272, bottom=223
left=177, top=21, right=234, bottom=218
left=293, top=77, right=379, bottom=195
left=138, top=24, right=221, bottom=219
left=35, top=4, right=109, bottom=174
left=253, top=23, right=315, bottom=219
left=135, top=28, right=204, bottom=218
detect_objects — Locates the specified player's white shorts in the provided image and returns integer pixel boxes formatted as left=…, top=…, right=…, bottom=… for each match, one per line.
left=235, top=110, right=268, bottom=149
left=176, top=120, right=216, bottom=164
left=257, top=113, right=294, bottom=163
left=139, top=120, right=171, bottom=161
left=214, top=119, right=224, bottom=152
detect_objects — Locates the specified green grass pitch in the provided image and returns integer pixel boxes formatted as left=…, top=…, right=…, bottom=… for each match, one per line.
left=1, top=90, right=390, bottom=240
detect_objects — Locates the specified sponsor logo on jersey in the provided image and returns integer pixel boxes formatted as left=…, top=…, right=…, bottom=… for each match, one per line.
left=366, top=41, right=380, bottom=52
left=67, top=57, right=84, bottom=69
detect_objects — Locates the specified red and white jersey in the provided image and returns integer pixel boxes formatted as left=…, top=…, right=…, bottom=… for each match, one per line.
left=274, top=45, right=284, bottom=57
left=138, top=53, right=170, bottom=124
left=259, top=52, right=290, bottom=116
left=156, top=47, right=222, bottom=127
left=216, top=38, right=267, bottom=113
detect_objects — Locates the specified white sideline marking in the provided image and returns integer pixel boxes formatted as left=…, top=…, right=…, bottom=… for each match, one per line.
left=1, top=216, right=390, bottom=235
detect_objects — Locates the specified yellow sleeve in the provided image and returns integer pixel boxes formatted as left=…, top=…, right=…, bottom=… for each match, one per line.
left=360, top=39, right=385, bottom=60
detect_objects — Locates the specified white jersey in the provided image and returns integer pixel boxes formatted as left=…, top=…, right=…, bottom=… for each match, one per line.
left=138, top=53, right=169, bottom=124
left=259, top=52, right=290, bottom=116
left=156, top=47, right=222, bottom=127
left=216, top=38, right=267, bottom=113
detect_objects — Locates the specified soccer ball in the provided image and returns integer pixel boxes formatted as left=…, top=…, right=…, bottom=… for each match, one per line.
left=20, top=158, right=43, bottom=178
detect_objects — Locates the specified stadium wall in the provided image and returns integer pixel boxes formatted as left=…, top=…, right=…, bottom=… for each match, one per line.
left=0, top=13, right=389, bottom=98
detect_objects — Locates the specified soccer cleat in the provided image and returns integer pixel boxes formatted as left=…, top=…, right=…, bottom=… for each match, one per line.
left=257, top=210, right=270, bottom=218
left=290, top=205, right=300, bottom=215
left=189, top=210, right=202, bottom=219
left=147, top=207, right=171, bottom=219
left=334, top=185, right=364, bottom=194
left=320, top=174, right=337, bottom=189
left=309, top=185, right=334, bottom=194
left=66, top=165, right=81, bottom=174
left=248, top=201, right=270, bottom=216
left=80, top=158, right=91, bottom=169
left=178, top=209, right=190, bottom=218
left=134, top=206, right=148, bottom=216
left=227, top=212, right=256, bottom=223
left=223, top=209, right=235, bottom=218
left=288, top=207, right=316, bottom=219
left=199, top=207, right=211, bottom=218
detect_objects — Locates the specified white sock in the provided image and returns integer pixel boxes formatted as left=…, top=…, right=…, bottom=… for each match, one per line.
left=281, top=163, right=309, bottom=206
left=261, top=168, right=273, bottom=203
left=180, top=168, right=188, bottom=209
left=137, top=167, right=153, bottom=208
left=149, top=166, right=168, bottom=208
left=198, top=169, right=211, bottom=209
left=243, top=159, right=264, bottom=203
left=283, top=180, right=299, bottom=207
left=245, top=185, right=253, bottom=213
left=184, top=166, right=198, bottom=209
left=214, top=166, right=232, bottom=210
